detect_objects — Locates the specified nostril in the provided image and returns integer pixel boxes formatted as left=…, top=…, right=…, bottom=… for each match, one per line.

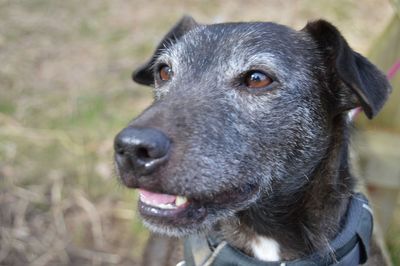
left=136, top=147, right=151, bottom=160
left=115, top=142, right=125, bottom=156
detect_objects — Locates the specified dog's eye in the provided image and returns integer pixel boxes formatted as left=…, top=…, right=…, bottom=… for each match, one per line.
left=159, top=64, right=173, bottom=81
left=244, top=71, right=272, bottom=88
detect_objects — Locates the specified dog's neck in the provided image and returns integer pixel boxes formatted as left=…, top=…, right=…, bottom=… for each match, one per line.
left=217, top=115, right=355, bottom=261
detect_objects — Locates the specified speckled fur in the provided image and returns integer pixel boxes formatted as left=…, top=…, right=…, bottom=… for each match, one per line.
left=120, top=16, right=391, bottom=265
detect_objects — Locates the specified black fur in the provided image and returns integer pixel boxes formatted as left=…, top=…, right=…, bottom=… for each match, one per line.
left=116, top=17, right=392, bottom=263
left=303, top=20, right=391, bottom=118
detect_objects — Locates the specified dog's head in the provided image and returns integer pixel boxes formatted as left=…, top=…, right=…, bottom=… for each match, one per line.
left=114, top=17, right=391, bottom=236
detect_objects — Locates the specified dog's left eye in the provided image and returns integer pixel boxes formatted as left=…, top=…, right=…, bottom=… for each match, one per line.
left=159, top=64, right=173, bottom=81
left=244, top=71, right=273, bottom=88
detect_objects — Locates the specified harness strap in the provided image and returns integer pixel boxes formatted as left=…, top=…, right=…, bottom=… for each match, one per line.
left=181, top=193, right=373, bottom=266
left=183, top=235, right=218, bottom=266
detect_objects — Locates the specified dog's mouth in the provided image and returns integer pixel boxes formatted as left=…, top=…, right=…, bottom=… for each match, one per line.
left=139, top=189, right=190, bottom=213
left=136, top=181, right=260, bottom=234
left=138, top=189, right=208, bottom=227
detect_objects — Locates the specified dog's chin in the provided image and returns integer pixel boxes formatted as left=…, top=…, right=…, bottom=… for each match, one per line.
left=141, top=208, right=234, bottom=237
left=137, top=187, right=261, bottom=237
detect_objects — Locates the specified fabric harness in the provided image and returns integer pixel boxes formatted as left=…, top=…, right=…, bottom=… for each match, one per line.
left=180, top=193, right=373, bottom=266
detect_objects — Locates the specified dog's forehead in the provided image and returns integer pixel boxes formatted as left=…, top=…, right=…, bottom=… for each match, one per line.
left=159, top=22, right=317, bottom=87
left=188, top=23, right=301, bottom=49
left=161, top=22, right=316, bottom=79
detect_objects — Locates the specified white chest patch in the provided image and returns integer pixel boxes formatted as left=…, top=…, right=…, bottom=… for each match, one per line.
left=251, top=236, right=281, bottom=261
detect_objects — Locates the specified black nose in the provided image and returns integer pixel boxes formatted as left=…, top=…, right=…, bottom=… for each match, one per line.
left=114, top=127, right=171, bottom=176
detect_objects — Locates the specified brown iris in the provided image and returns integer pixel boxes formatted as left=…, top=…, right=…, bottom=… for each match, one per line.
left=244, top=71, right=273, bottom=88
left=159, top=64, right=173, bottom=81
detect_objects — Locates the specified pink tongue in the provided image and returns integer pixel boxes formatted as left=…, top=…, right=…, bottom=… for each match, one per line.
left=139, top=189, right=177, bottom=205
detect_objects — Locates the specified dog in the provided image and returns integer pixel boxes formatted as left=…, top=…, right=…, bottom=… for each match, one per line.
left=114, top=16, right=392, bottom=265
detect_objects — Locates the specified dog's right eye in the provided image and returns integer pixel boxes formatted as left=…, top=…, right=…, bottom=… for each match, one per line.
left=158, top=64, right=173, bottom=81
left=244, top=71, right=273, bottom=89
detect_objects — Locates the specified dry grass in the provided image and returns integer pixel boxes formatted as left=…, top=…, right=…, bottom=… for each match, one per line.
left=0, top=0, right=398, bottom=265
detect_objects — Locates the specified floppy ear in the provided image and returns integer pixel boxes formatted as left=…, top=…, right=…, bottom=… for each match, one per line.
left=303, top=20, right=392, bottom=119
left=133, top=16, right=198, bottom=86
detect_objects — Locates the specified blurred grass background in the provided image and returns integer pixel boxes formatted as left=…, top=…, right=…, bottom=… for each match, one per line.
left=0, top=0, right=398, bottom=265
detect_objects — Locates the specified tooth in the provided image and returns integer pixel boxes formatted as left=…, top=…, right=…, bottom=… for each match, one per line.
left=175, top=196, right=188, bottom=206
left=158, top=203, right=176, bottom=209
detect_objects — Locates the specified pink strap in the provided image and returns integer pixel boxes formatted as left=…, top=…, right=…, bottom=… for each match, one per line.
left=387, top=59, right=400, bottom=80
